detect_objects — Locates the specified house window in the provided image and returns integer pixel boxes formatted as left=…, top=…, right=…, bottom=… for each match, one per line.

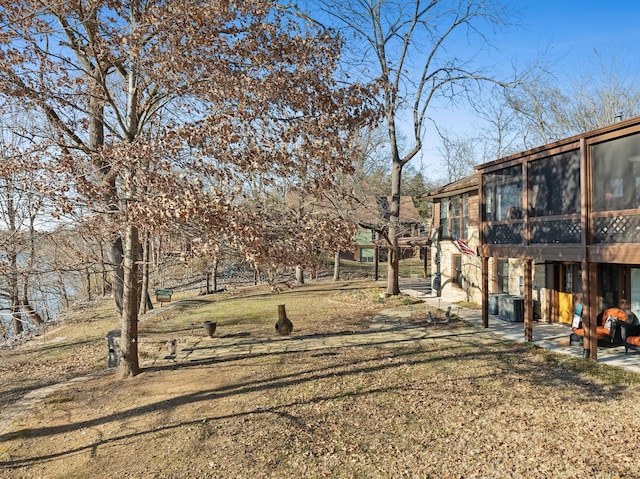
left=441, top=193, right=469, bottom=240
left=360, top=248, right=374, bottom=263
left=462, top=194, right=469, bottom=239
left=561, top=264, right=573, bottom=293
left=599, top=264, right=620, bottom=309
left=450, top=196, right=461, bottom=238
left=439, top=198, right=448, bottom=239
left=497, top=259, right=509, bottom=293
left=452, top=254, right=463, bottom=287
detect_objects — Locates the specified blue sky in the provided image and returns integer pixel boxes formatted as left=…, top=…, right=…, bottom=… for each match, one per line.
left=504, top=1, right=639, bottom=72
left=417, top=0, right=640, bottom=175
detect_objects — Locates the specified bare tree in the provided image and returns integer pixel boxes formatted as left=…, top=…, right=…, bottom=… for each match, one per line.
left=503, top=53, right=640, bottom=148
left=436, top=127, right=478, bottom=182
left=0, top=128, right=48, bottom=336
left=302, top=0, right=519, bottom=294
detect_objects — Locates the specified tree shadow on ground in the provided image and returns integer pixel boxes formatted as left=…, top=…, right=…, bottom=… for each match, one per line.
left=0, top=329, right=628, bottom=460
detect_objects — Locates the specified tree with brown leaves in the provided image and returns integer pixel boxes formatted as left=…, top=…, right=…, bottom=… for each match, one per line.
left=0, top=1, right=377, bottom=377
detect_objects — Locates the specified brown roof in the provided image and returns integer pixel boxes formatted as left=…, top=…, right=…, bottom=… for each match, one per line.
left=284, top=191, right=422, bottom=226
left=421, top=173, right=478, bottom=199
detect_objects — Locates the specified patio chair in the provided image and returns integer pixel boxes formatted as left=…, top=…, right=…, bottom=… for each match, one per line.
left=619, top=311, right=640, bottom=354
left=569, top=306, right=625, bottom=346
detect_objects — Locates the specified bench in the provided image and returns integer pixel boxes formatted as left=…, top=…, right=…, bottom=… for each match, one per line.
left=154, top=289, right=174, bottom=304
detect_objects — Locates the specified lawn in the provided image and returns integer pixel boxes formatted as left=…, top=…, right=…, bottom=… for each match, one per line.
left=1, top=279, right=640, bottom=478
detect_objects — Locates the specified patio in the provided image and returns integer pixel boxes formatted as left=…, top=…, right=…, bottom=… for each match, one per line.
left=418, top=294, right=640, bottom=375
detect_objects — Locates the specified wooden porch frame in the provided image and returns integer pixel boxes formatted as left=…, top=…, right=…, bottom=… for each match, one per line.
left=477, top=117, right=640, bottom=361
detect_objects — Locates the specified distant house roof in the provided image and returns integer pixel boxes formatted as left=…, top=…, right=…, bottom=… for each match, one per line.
left=354, top=195, right=422, bottom=225
left=285, top=191, right=422, bottom=227
left=421, top=173, right=479, bottom=199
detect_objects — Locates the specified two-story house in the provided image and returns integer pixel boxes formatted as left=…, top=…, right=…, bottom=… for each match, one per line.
left=476, top=116, right=640, bottom=359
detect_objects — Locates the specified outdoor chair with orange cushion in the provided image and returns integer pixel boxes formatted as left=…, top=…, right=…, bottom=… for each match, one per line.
left=569, top=307, right=625, bottom=346
left=619, top=312, right=640, bottom=354
left=624, top=332, right=640, bottom=353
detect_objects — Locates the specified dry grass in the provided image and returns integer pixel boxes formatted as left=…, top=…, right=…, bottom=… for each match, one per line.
left=2, top=280, right=640, bottom=478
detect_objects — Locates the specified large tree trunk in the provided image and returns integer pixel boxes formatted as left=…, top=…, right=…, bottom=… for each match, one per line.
left=8, top=252, right=22, bottom=336
left=99, top=241, right=109, bottom=296
left=20, top=297, right=44, bottom=326
left=6, top=185, right=22, bottom=335
left=386, top=230, right=400, bottom=296
left=386, top=180, right=402, bottom=295
left=11, top=297, right=22, bottom=337
left=116, top=46, right=142, bottom=377
left=333, top=250, right=340, bottom=281
left=212, top=256, right=219, bottom=292
left=109, top=236, right=124, bottom=316
left=8, top=254, right=22, bottom=336
left=116, top=224, right=141, bottom=378
left=85, top=268, right=91, bottom=300
left=386, top=108, right=403, bottom=296
left=21, top=205, right=44, bottom=325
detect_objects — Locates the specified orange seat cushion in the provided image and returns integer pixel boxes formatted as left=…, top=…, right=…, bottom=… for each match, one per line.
left=571, top=326, right=611, bottom=338
left=603, top=308, right=628, bottom=323
left=626, top=335, right=640, bottom=348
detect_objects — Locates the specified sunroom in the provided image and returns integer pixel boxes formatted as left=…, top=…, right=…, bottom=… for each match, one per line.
left=476, top=116, right=640, bottom=359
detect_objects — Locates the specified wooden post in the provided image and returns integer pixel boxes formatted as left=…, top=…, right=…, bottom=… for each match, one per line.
left=479, top=172, right=489, bottom=329
left=580, top=137, right=597, bottom=360
left=482, top=256, right=489, bottom=328
left=374, top=245, right=379, bottom=281
left=276, top=304, right=293, bottom=336
left=423, top=246, right=428, bottom=279
left=524, top=259, right=533, bottom=341
left=586, top=263, right=598, bottom=359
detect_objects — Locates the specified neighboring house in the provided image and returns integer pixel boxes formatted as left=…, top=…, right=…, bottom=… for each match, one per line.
left=475, top=115, right=640, bottom=359
left=285, top=190, right=429, bottom=270
left=422, top=173, right=483, bottom=303
left=350, top=195, right=429, bottom=266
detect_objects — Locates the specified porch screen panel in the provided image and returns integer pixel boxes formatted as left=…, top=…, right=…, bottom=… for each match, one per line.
left=592, top=132, right=640, bottom=212
left=529, top=149, right=581, bottom=243
left=592, top=132, right=640, bottom=243
left=529, top=150, right=580, bottom=216
left=483, top=165, right=524, bottom=244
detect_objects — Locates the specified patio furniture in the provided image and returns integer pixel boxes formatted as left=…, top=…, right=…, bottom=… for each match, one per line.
left=569, top=306, right=625, bottom=346
left=619, top=312, right=640, bottom=354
